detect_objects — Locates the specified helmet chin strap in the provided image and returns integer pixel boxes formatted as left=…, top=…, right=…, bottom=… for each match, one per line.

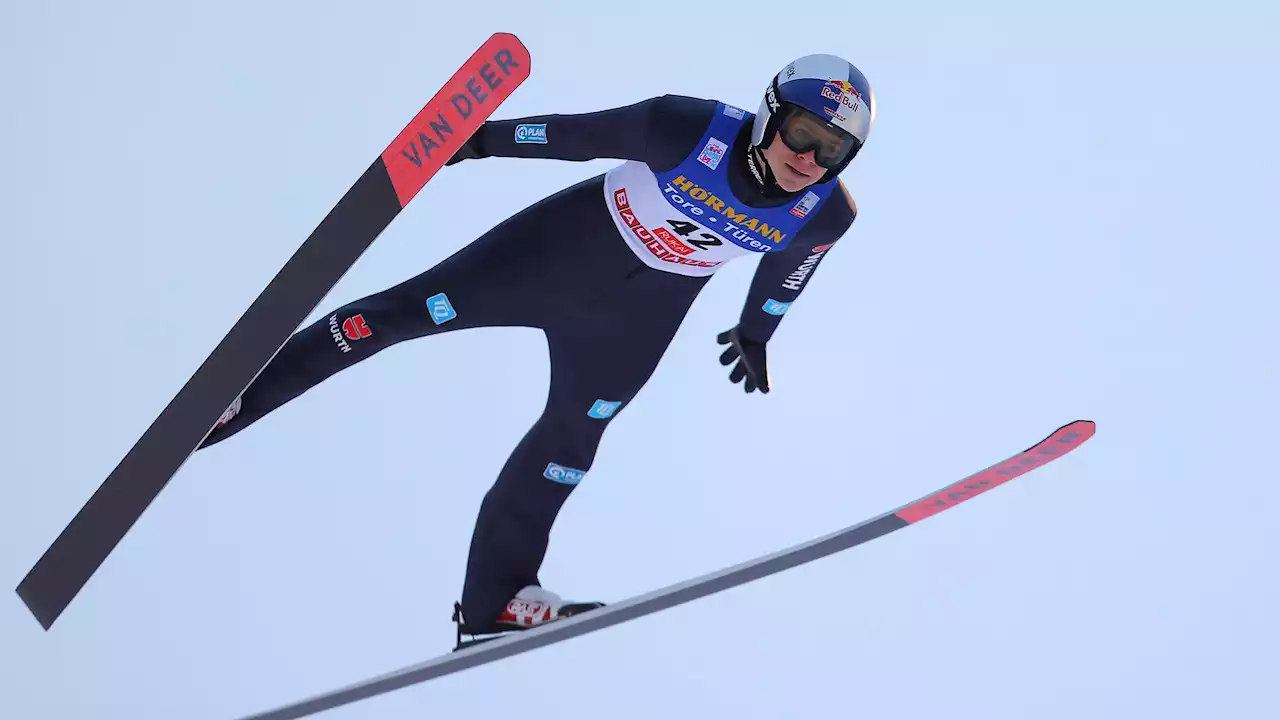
left=746, top=144, right=793, bottom=199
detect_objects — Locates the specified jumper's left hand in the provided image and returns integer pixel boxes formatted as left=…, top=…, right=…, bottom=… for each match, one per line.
left=717, top=326, right=770, bottom=394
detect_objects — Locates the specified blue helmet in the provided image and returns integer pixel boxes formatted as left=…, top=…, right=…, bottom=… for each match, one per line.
left=751, top=54, right=875, bottom=183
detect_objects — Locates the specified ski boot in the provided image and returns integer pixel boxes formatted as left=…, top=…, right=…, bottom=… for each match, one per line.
left=214, top=396, right=241, bottom=430
left=452, top=585, right=605, bottom=651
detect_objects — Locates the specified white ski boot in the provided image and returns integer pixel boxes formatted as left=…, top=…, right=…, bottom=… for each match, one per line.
left=213, top=396, right=241, bottom=430
left=453, top=585, right=605, bottom=650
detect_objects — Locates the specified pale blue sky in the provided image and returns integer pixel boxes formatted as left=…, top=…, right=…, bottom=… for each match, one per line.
left=3, top=1, right=1278, bottom=718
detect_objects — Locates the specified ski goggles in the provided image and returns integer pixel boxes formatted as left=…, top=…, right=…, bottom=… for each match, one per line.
left=775, top=103, right=861, bottom=169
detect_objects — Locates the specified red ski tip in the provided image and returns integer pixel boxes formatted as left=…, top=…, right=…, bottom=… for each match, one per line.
left=895, top=420, right=1095, bottom=525
left=380, top=32, right=532, bottom=207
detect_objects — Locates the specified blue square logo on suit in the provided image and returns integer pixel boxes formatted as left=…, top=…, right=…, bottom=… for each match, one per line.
left=762, top=298, right=791, bottom=316
left=588, top=399, right=621, bottom=419
left=426, top=293, right=457, bottom=324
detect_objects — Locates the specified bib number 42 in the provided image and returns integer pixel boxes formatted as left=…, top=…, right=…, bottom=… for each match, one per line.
left=666, top=218, right=722, bottom=251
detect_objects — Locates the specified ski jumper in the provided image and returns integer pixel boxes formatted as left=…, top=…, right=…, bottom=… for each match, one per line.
left=198, top=93, right=859, bottom=630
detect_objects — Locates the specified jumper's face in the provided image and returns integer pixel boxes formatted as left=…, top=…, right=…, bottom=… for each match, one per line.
left=761, top=105, right=858, bottom=190
left=761, top=131, right=825, bottom=191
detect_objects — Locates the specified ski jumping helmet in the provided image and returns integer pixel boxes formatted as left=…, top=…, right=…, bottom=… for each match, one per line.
left=751, top=54, right=875, bottom=185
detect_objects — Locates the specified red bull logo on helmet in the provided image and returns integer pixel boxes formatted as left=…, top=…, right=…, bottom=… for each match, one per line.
left=824, top=79, right=863, bottom=101
left=821, top=79, right=864, bottom=111
left=819, top=79, right=865, bottom=130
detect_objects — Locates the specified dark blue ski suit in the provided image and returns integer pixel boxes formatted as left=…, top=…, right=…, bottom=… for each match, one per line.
left=199, top=93, right=858, bottom=631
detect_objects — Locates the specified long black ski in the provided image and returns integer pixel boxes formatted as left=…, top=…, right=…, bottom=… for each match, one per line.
left=232, top=420, right=1095, bottom=720
left=15, top=33, right=533, bottom=631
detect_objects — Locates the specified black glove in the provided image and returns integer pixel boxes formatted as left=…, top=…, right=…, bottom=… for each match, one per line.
left=717, top=326, right=770, bottom=394
left=445, top=131, right=485, bottom=166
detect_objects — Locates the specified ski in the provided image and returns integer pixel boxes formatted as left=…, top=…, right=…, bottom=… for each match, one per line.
left=15, top=32, right=532, bottom=631
left=231, top=420, right=1096, bottom=720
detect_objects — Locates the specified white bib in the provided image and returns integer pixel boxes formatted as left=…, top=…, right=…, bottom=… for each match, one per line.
left=602, top=160, right=765, bottom=278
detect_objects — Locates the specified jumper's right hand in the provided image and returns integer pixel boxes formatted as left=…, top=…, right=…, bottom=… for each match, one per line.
left=446, top=133, right=484, bottom=166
